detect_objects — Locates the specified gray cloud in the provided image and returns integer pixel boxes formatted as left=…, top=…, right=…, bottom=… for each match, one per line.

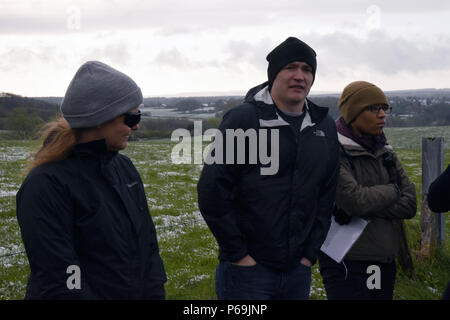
left=153, top=48, right=221, bottom=70
left=207, top=31, right=450, bottom=81
left=1, top=0, right=449, bottom=96
left=222, top=38, right=274, bottom=70
left=153, top=48, right=196, bottom=69
left=312, top=31, right=450, bottom=76
left=0, top=45, right=67, bottom=73
left=80, top=42, right=132, bottom=66
left=153, top=29, right=450, bottom=78
left=0, top=40, right=131, bottom=76
left=1, top=0, right=448, bottom=34
left=151, top=38, right=274, bottom=73
left=2, top=29, right=449, bottom=81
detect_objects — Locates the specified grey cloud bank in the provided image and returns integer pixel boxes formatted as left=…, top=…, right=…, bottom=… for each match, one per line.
left=313, top=31, right=450, bottom=75
left=0, top=0, right=449, bottom=96
left=1, top=0, right=449, bottom=34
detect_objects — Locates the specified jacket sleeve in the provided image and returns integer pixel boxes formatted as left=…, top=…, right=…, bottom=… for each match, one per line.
left=197, top=108, right=250, bottom=263
left=371, top=152, right=417, bottom=220
left=16, top=173, right=95, bottom=299
left=428, top=164, right=450, bottom=213
left=302, top=120, right=340, bottom=265
left=336, top=155, right=400, bottom=218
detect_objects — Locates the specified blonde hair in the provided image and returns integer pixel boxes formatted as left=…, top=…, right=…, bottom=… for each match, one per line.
left=27, top=117, right=80, bottom=172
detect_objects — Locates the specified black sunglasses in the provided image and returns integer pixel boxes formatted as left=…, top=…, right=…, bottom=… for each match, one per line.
left=123, top=110, right=141, bottom=128
left=366, top=104, right=392, bottom=114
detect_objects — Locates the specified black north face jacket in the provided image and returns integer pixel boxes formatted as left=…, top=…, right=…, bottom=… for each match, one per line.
left=197, top=83, right=340, bottom=271
left=16, top=139, right=166, bottom=299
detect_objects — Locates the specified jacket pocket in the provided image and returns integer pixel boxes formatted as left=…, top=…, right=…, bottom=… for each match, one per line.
left=125, top=181, right=150, bottom=235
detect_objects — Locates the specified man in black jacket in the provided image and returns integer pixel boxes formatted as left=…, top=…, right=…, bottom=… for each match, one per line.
left=197, top=37, right=340, bottom=299
left=427, top=164, right=450, bottom=300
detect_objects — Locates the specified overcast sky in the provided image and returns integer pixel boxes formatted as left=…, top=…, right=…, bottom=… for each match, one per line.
left=1, top=0, right=449, bottom=97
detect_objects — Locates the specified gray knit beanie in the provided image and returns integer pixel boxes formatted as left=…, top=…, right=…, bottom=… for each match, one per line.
left=60, top=61, right=143, bottom=128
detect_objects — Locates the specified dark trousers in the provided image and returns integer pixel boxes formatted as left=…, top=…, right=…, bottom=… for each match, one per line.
left=215, top=261, right=311, bottom=300
left=318, top=252, right=396, bottom=300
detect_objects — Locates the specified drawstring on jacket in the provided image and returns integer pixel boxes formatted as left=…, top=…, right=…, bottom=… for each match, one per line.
left=342, top=260, right=349, bottom=280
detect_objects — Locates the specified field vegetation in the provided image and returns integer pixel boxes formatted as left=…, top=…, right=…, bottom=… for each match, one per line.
left=0, top=126, right=449, bottom=299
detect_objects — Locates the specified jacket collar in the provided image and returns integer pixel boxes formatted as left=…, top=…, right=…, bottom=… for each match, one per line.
left=338, top=133, right=361, bottom=148
left=338, top=132, right=393, bottom=156
left=246, top=82, right=328, bottom=131
left=73, top=139, right=118, bottom=162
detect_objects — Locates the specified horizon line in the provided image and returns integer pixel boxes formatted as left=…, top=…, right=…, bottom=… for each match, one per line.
left=2, top=87, right=450, bottom=99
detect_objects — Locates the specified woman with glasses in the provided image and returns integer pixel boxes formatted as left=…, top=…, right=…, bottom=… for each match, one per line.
left=16, top=61, right=166, bottom=299
left=318, top=81, right=417, bottom=300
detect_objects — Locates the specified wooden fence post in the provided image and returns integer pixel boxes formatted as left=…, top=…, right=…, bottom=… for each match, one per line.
left=420, top=137, right=445, bottom=257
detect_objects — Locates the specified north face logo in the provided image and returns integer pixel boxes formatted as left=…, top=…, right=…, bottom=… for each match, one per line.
left=313, top=130, right=325, bottom=137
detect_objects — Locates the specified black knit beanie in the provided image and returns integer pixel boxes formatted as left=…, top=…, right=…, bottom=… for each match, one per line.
left=266, top=37, right=317, bottom=90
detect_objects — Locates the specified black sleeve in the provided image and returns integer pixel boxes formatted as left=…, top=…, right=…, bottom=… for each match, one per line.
left=197, top=107, right=253, bottom=263
left=428, top=164, right=450, bottom=213
left=302, top=119, right=340, bottom=265
left=16, top=172, right=95, bottom=299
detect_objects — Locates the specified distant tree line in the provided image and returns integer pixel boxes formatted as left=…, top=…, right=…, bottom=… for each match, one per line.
left=0, top=94, right=58, bottom=139
left=0, top=92, right=449, bottom=140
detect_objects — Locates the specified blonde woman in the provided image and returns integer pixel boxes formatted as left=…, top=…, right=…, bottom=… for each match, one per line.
left=16, top=61, right=166, bottom=299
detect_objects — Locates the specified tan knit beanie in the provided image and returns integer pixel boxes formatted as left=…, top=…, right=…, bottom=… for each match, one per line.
left=338, top=81, right=389, bottom=124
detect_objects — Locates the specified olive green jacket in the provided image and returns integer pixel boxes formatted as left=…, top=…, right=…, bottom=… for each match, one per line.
left=337, top=133, right=417, bottom=262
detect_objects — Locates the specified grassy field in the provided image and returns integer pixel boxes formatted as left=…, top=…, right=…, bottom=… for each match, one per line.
left=1, top=126, right=449, bottom=300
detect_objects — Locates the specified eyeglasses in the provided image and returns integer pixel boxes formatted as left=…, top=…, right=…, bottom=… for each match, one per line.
left=365, top=104, right=392, bottom=114
left=123, top=110, right=141, bottom=128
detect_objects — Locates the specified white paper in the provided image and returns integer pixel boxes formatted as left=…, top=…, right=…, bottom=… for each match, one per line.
left=320, top=216, right=370, bottom=263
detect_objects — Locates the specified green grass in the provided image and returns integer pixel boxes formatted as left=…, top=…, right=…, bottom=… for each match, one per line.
left=1, top=126, right=449, bottom=300
left=384, top=126, right=450, bottom=150
left=384, top=126, right=450, bottom=299
left=0, top=140, right=34, bottom=299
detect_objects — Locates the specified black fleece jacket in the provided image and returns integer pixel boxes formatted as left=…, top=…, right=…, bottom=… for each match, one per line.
left=197, top=82, right=340, bottom=271
left=16, top=139, right=166, bottom=299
